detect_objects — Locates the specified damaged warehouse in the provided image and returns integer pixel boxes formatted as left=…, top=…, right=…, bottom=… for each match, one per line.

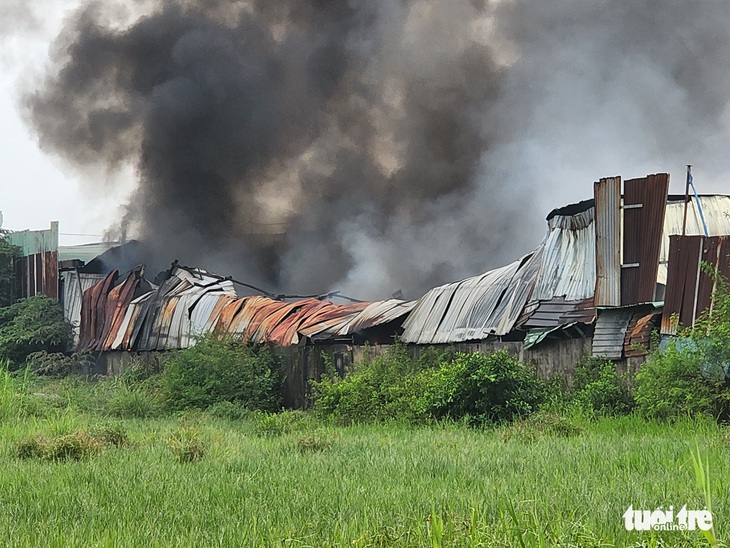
left=23, top=172, right=730, bottom=407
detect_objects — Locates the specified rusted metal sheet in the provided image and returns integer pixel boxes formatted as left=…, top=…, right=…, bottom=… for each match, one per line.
left=661, top=235, right=730, bottom=335
left=61, top=271, right=106, bottom=345
left=594, top=176, right=621, bottom=306
left=621, top=173, right=670, bottom=305
left=624, top=307, right=661, bottom=358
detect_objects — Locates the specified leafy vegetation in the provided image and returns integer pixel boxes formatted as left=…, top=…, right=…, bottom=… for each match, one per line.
left=0, top=236, right=20, bottom=308
left=634, top=275, right=730, bottom=421
left=0, top=295, right=73, bottom=367
left=571, top=356, right=634, bottom=416
left=162, top=333, right=282, bottom=412
left=314, top=346, right=547, bottom=426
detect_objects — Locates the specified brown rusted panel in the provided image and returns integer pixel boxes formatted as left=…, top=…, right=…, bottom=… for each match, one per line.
left=661, top=235, right=685, bottom=334
left=78, top=271, right=117, bottom=352
left=44, top=252, right=58, bottom=298
left=696, top=237, right=719, bottom=318
left=719, top=237, right=730, bottom=284
left=624, top=309, right=660, bottom=358
left=34, top=254, right=43, bottom=297
left=594, top=176, right=621, bottom=306
left=622, top=173, right=669, bottom=304
left=679, top=237, right=703, bottom=328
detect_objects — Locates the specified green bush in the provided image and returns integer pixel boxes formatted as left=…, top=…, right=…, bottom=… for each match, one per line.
left=162, top=334, right=281, bottom=412
left=634, top=339, right=719, bottom=420
left=422, top=351, right=547, bottom=426
left=314, top=347, right=546, bottom=427
left=166, top=425, right=205, bottom=463
left=571, top=356, right=633, bottom=416
left=313, top=344, right=437, bottom=424
left=0, top=296, right=73, bottom=367
left=25, top=351, right=78, bottom=377
left=634, top=275, right=730, bottom=421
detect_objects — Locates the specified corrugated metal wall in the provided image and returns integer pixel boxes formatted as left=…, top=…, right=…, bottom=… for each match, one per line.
left=594, top=176, right=621, bottom=306
left=6, top=222, right=60, bottom=299
left=661, top=235, right=730, bottom=335
left=621, top=173, right=669, bottom=305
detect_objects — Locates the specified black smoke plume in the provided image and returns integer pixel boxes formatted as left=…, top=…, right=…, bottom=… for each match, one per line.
left=23, top=0, right=730, bottom=298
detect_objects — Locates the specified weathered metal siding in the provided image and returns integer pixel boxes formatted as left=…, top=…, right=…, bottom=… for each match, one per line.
left=592, top=308, right=634, bottom=360
left=6, top=222, right=60, bottom=299
left=661, top=235, right=730, bottom=335
left=594, top=176, right=621, bottom=306
left=400, top=251, right=540, bottom=343
left=531, top=209, right=596, bottom=301
left=658, top=196, right=730, bottom=285
left=621, top=173, right=669, bottom=305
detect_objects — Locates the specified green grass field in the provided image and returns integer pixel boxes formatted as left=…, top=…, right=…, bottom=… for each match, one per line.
left=0, top=374, right=728, bottom=547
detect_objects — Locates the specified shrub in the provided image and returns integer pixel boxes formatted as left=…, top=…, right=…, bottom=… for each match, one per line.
left=571, top=356, right=634, bottom=416
left=16, top=431, right=104, bottom=461
left=422, top=351, right=547, bottom=426
left=25, top=351, right=78, bottom=377
left=296, top=433, right=335, bottom=453
left=0, top=296, right=73, bottom=367
left=634, top=339, right=719, bottom=420
left=253, top=410, right=309, bottom=437
left=162, top=334, right=281, bottom=412
left=90, top=423, right=131, bottom=448
left=313, top=344, right=437, bottom=424
left=207, top=400, right=253, bottom=421
left=634, top=275, right=730, bottom=421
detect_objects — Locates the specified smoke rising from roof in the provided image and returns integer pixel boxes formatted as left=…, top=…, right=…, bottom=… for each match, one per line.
left=22, top=0, right=730, bottom=299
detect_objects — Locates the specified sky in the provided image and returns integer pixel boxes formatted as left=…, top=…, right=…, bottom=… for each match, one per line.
left=1, top=0, right=728, bottom=286
left=0, top=0, right=132, bottom=245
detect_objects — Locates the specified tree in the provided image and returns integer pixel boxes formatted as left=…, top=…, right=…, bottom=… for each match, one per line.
left=0, top=235, right=20, bottom=307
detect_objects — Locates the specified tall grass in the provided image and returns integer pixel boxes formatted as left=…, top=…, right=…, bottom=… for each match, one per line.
left=0, top=377, right=727, bottom=546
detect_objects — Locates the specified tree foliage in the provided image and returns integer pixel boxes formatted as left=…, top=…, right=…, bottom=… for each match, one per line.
left=0, top=236, right=20, bottom=308
left=0, top=295, right=73, bottom=367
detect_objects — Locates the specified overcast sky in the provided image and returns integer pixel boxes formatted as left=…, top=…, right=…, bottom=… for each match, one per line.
left=0, top=1, right=132, bottom=245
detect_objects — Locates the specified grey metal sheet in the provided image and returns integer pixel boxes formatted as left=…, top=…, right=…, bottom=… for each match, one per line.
left=594, top=176, right=621, bottom=306
left=592, top=308, right=634, bottom=360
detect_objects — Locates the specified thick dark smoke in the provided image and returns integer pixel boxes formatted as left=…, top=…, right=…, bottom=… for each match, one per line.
left=22, top=0, right=730, bottom=299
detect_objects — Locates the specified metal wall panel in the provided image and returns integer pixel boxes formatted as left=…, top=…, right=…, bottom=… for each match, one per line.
left=621, top=173, right=669, bottom=304
left=661, top=235, right=730, bottom=335
left=594, top=176, right=621, bottom=306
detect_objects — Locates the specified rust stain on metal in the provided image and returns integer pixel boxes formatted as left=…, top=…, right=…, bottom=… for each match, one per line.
left=662, top=235, right=730, bottom=334
left=621, top=173, right=670, bottom=305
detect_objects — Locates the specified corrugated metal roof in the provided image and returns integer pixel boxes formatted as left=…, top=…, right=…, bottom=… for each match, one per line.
left=61, top=271, right=106, bottom=345
left=594, top=176, right=621, bottom=306
left=58, top=242, right=118, bottom=264
left=77, top=265, right=411, bottom=350
left=530, top=208, right=596, bottom=301
left=400, top=251, right=541, bottom=343
left=592, top=308, right=634, bottom=360
left=519, top=297, right=595, bottom=329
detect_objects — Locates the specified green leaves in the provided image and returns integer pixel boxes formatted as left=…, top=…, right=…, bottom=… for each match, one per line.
left=0, top=296, right=73, bottom=366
